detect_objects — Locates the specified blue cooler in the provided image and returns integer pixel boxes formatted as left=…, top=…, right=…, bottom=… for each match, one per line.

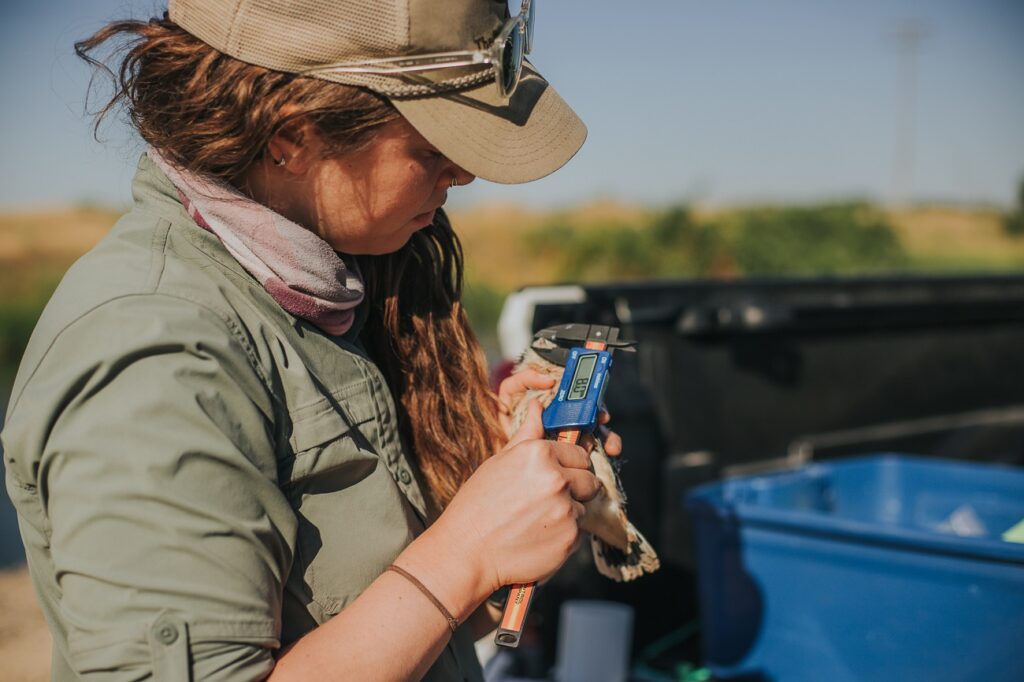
left=686, top=455, right=1024, bottom=682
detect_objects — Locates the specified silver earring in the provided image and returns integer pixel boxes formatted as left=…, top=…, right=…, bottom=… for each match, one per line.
left=274, top=155, right=287, bottom=167
left=449, top=176, right=459, bottom=188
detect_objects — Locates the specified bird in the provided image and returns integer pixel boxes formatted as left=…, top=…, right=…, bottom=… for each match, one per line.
left=506, top=330, right=660, bottom=583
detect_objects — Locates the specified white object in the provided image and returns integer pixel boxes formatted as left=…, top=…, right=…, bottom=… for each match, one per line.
left=936, top=504, right=988, bottom=537
left=554, top=600, right=634, bottom=682
left=497, top=286, right=586, bottom=360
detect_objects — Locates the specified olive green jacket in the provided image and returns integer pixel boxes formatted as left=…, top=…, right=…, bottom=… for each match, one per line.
left=1, top=155, right=485, bottom=681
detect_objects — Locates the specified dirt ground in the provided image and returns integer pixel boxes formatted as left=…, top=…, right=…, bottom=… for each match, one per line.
left=0, top=567, right=51, bottom=682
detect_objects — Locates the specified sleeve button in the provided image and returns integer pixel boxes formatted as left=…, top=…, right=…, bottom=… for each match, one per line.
left=156, top=623, right=179, bottom=645
left=399, top=469, right=412, bottom=484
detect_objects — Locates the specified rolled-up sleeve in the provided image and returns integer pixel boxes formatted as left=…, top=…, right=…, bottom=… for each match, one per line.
left=31, top=294, right=296, bottom=680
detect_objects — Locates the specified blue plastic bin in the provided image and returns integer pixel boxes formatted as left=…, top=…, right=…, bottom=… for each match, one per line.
left=686, top=454, right=1024, bottom=682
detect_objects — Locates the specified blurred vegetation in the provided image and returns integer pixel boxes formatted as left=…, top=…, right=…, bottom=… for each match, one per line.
left=461, top=279, right=505, bottom=360
left=526, top=202, right=909, bottom=280
left=0, top=266, right=63, bottom=386
left=1004, top=178, right=1024, bottom=237
left=527, top=206, right=730, bottom=280
left=1, top=305, right=45, bottom=386
left=1, top=200, right=1023, bottom=382
left=730, top=203, right=908, bottom=275
left=0, top=206, right=120, bottom=388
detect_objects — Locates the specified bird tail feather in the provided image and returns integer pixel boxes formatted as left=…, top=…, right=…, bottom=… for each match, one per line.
left=590, top=521, right=660, bottom=582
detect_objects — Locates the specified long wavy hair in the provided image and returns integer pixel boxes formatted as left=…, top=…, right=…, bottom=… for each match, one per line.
left=77, top=15, right=506, bottom=512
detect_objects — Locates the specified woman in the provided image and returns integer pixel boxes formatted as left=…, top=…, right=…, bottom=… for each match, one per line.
left=1, top=1, right=619, bottom=680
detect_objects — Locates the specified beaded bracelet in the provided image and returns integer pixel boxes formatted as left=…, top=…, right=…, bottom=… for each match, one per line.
left=385, top=564, right=459, bottom=633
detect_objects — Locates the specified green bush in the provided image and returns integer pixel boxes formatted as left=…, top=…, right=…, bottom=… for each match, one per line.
left=526, top=205, right=730, bottom=281
left=526, top=218, right=647, bottom=280
left=461, top=279, right=505, bottom=359
left=732, top=203, right=907, bottom=276
left=1007, top=214, right=1024, bottom=237
left=0, top=271, right=60, bottom=384
left=1005, top=177, right=1024, bottom=236
left=648, top=206, right=730, bottom=276
left=524, top=202, right=906, bottom=281
left=0, top=304, right=45, bottom=384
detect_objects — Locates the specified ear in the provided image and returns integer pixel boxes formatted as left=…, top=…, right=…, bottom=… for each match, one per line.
left=267, top=113, right=321, bottom=174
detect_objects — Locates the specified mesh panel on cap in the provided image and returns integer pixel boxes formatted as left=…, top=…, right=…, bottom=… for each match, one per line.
left=230, top=0, right=409, bottom=69
left=172, top=0, right=505, bottom=98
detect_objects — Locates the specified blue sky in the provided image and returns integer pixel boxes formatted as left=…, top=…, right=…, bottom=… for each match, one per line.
left=1, top=0, right=1022, bottom=210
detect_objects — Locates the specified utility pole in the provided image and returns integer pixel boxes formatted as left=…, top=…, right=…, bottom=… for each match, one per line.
left=892, top=20, right=928, bottom=207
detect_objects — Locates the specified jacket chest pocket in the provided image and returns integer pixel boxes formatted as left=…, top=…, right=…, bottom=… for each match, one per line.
left=281, top=380, right=425, bottom=618
left=283, top=378, right=378, bottom=483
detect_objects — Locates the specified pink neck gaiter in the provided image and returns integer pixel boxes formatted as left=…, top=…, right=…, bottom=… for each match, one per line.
left=149, top=149, right=365, bottom=336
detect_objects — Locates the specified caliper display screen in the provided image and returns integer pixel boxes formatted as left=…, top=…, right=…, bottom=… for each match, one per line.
left=567, top=354, right=597, bottom=401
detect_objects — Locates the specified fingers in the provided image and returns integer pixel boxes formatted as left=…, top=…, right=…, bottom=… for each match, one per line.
left=571, top=499, right=586, bottom=519
left=563, top=468, right=602, bottom=503
left=580, top=433, right=596, bottom=454
left=499, top=368, right=557, bottom=417
left=499, top=369, right=556, bottom=405
left=599, top=426, right=623, bottom=457
left=596, top=411, right=622, bottom=457
left=580, top=428, right=622, bottom=457
left=506, top=399, right=545, bottom=447
left=549, top=440, right=590, bottom=470
left=498, top=370, right=556, bottom=440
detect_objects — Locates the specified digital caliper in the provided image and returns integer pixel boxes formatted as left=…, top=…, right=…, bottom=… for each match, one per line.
left=495, top=323, right=635, bottom=648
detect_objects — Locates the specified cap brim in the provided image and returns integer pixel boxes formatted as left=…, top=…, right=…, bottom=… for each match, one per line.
left=389, top=65, right=587, bottom=184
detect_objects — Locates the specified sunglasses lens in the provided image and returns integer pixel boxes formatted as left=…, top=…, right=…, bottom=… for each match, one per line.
left=500, top=28, right=524, bottom=96
left=524, top=0, right=535, bottom=54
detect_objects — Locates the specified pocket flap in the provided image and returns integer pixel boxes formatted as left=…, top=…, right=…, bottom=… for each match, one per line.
left=287, top=378, right=375, bottom=453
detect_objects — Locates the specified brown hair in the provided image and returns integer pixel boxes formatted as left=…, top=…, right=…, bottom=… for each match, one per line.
left=358, top=218, right=502, bottom=513
left=77, top=15, right=506, bottom=511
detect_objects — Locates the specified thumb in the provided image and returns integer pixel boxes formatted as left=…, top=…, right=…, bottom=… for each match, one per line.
left=505, top=399, right=546, bottom=448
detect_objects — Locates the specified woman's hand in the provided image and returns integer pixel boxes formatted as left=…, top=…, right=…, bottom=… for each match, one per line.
left=434, top=399, right=602, bottom=595
left=584, top=412, right=623, bottom=457
left=496, top=368, right=554, bottom=438
left=496, top=368, right=623, bottom=457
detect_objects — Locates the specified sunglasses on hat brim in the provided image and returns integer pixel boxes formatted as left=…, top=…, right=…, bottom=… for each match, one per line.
left=302, top=0, right=534, bottom=98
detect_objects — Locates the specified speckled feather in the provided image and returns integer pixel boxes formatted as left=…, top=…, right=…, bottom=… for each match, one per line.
left=509, top=346, right=660, bottom=582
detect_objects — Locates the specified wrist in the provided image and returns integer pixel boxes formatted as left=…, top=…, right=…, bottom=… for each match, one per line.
left=396, top=519, right=494, bottom=624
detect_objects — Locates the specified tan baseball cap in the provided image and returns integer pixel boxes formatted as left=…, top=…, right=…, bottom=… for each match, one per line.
left=168, top=0, right=587, bottom=184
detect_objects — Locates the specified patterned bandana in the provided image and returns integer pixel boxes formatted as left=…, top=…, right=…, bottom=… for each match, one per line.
left=148, top=149, right=365, bottom=336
